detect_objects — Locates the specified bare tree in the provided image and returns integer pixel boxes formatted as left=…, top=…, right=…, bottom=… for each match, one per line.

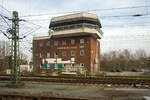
left=0, top=41, right=11, bottom=58
left=100, top=49, right=149, bottom=71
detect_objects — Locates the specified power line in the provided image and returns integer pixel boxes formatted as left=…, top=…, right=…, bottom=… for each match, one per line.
left=0, top=14, right=11, bottom=28
left=0, top=30, right=10, bottom=39
left=0, top=4, right=12, bottom=15
left=0, top=24, right=8, bottom=29
left=21, top=26, right=41, bottom=38
left=20, top=5, right=150, bottom=18
left=21, top=19, right=48, bottom=29
left=21, top=13, right=150, bottom=23
left=99, top=13, right=150, bottom=18
left=20, top=42, right=32, bottom=53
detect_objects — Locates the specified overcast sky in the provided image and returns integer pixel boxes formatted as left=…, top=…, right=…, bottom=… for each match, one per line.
left=0, top=0, right=150, bottom=58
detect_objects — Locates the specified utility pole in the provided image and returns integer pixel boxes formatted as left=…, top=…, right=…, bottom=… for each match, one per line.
left=11, top=11, right=20, bottom=84
left=2, top=11, right=26, bottom=86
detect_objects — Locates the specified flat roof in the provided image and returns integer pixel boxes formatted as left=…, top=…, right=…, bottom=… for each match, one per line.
left=51, top=12, right=99, bottom=22
left=33, top=36, right=50, bottom=40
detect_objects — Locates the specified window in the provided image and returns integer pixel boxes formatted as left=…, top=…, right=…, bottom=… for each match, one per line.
left=80, top=63, right=84, bottom=67
left=71, top=51, right=75, bottom=56
left=80, top=39, right=84, bottom=43
left=46, top=41, right=50, bottom=46
left=40, top=53, right=42, bottom=58
left=71, top=58, right=75, bottom=62
left=47, top=53, right=50, bottom=58
left=71, top=39, right=75, bottom=45
left=80, top=50, right=85, bottom=56
left=39, top=42, right=43, bottom=47
left=79, top=45, right=84, bottom=48
left=71, top=64, right=75, bottom=67
left=54, top=52, right=58, bottom=57
left=54, top=40, right=58, bottom=46
left=62, top=40, right=66, bottom=45
left=62, top=51, right=66, bottom=56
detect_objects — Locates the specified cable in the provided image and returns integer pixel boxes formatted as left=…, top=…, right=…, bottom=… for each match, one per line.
left=100, top=13, right=150, bottom=18
left=20, top=5, right=150, bottom=18
left=22, top=26, right=41, bottom=38
left=0, top=30, right=10, bottom=39
left=0, top=4, right=12, bottom=15
left=23, top=13, right=150, bottom=22
left=20, top=28, right=35, bottom=36
left=22, top=20, right=48, bottom=30
left=20, top=42, right=32, bottom=53
left=0, top=14, right=11, bottom=28
left=0, top=24, right=8, bottom=28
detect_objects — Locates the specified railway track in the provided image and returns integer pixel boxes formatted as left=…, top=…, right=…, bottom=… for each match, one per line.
left=0, top=94, right=86, bottom=100
left=0, top=75, right=150, bottom=86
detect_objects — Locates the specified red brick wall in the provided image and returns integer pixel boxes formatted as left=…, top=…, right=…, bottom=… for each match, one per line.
left=33, top=36, right=100, bottom=74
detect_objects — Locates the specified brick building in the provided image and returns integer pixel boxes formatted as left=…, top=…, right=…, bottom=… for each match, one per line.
left=33, top=13, right=103, bottom=74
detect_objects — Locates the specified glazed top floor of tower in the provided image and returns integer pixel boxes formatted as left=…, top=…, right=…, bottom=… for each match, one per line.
left=49, top=13, right=102, bottom=32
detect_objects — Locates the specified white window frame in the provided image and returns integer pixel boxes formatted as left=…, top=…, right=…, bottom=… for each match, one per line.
left=80, top=63, right=84, bottom=67
left=54, top=52, right=58, bottom=57
left=80, top=50, right=85, bottom=56
left=40, top=53, right=42, bottom=58
left=62, top=51, right=66, bottom=56
left=62, top=40, right=66, bottom=45
left=71, top=51, right=75, bottom=56
left=71, top=39, right=75, bottom=45
left=39, top=42, right=43, bottom=47
left=46, top=41, right=50, bottom=46
left=71, top=64, right=75, bottom=67
left=80, top=39, right=84, bottom=43
left=54, top=40, right=58, bottom=46
left=47, top=53, right=50, bottom=58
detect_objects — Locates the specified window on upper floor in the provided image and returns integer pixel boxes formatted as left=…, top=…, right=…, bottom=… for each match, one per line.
left=39, top=53, right=42, bottom=58
left=62, top=51, right=66, bottom=56
left=71, top=39, right=75, bottom=45
left=71, top=51, right=75, bottom=56
left=54, top=40, right=58, bottom=46
left=47, top=53, right=50, bottom=58
left=39, top=42, right=43, bottom=47
left=54, top=52, right=58, bottom=58
left=80, top=39, right=84, bottom=43
left=80, top=50, right=85, bottom=56
left=46, top=41, right=50, bottom=46
left=62, top=40, right=66, bottom=45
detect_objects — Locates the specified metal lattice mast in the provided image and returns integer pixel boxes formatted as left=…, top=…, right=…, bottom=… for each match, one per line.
left=11, top=11, right=19, bottom=84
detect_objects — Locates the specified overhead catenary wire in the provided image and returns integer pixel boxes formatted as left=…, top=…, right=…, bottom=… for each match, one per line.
left=20, top=42, right=32, bottom=53
left=22, top=20, right=48, bottom=30
left=0, top=30, right=10, bottom=39
left=23, top=13, right=150, bottom=22
left=21, top=26, right=42, bottom=38
left=0, top=4, right=12, bottom=15
left=0, top=14, right=11, bottom=28
left=0, top=24, right=9, bottom=29
left=20, top=5, right=150, bottom=18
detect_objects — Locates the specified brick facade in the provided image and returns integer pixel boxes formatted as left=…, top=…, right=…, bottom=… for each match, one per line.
left=33, top=36, right=100, bottom=74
